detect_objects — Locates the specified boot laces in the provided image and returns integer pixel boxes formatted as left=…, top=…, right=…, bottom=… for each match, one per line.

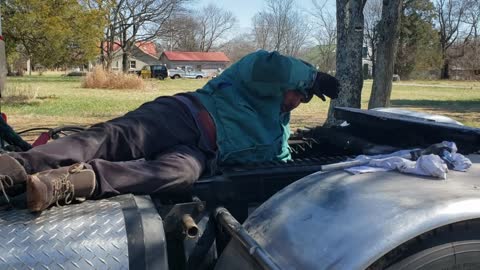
left=0, top=175, right=14, bottom=203
left=52, top=163, right=85, bottom=206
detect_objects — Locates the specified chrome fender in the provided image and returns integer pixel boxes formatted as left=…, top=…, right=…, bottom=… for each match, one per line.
left=240, top=155, right=480, bottom=269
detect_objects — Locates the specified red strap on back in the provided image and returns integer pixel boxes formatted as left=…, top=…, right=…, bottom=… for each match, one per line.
left=0, top=113, right=6, bottom=123
left=32, top=132, right=51, bottom=147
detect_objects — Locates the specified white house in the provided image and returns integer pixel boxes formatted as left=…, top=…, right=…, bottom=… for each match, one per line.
left=109, top=42, right=162, bottom=72
left=159, top=51, right=230, bottom=77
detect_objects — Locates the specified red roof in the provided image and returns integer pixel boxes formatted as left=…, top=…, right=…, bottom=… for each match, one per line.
left=136, top=41, right=158, bottom=57
left=163, top=51, right=230, bottom=62
left=101, top=41, right=157, bottom=57
left=102, top=42, right=121, bottom=53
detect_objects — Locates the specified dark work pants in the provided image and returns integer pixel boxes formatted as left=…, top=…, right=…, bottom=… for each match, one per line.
left=9, top=97, right=212, bottom=198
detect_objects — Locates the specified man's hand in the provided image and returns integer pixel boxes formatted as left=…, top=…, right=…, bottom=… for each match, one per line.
left=410, top=142, right=454, bottom=161
left=310, top=72, right=341, bottom=101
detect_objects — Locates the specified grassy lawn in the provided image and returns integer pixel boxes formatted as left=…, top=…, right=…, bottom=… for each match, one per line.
left=2, top=74, right=479, bottom=141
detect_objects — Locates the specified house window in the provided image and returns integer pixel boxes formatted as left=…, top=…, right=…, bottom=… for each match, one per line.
left=362, top=47, right=368, bottom=59
left=130, top=61, right=137, bottom=69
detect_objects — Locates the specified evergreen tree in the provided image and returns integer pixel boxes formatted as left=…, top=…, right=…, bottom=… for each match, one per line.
left=395, top=0, right=441, bottom=80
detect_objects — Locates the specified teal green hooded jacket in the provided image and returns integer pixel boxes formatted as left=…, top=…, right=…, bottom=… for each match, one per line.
left=192, top=50, right=317, bottom=165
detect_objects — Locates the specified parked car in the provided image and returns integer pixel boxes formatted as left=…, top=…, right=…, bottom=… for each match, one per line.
left=168, top=66, right=206, bottom=79
left=212, top=68, right=224, bottom=78
left=138, top=65, right=168, bottom=80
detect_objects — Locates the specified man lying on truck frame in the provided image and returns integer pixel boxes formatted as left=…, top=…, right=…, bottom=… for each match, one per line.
left=0, top=50, right=340, bottom=212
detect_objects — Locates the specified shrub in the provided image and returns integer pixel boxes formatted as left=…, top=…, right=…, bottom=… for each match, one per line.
left=82, top=66, right=144, bottom=89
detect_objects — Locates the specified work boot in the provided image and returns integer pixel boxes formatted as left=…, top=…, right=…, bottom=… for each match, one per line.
left=0, top=155, right=28, bottom=202
left=27, top=163, right=96, bottom=212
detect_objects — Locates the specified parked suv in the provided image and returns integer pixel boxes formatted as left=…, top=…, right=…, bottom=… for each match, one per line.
left=138, top=65, right=168, bottom=80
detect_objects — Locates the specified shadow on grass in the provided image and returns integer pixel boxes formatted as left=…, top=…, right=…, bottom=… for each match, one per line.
left=2, top=95, right=58, bottom=106
left=391, top=99, right=480, bottom=113
left=7, top=76, right=81, bottom=83
left=1, top=98, right=41, bottom=106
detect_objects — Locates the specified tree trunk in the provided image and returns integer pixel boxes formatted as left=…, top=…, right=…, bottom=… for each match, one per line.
left=441, top=58, right=449, bottom=79
left=105, top=25, right=115, bottom=71
left=122, top=51, right=128, bottom=73
left=368, top=0, right=402, bottom=109
left=0, top=10, right=7, bottom=98
left=371, top=43, right=376, bottom=78
left=325, top=0, right=366, bottom=126
left=106, top=57, right=112, bottom=71
left=100, top=40, right=105, bottom=69
left=27, top=58, right=32, bottom=76
left=121, top=29, right=130, bottom=73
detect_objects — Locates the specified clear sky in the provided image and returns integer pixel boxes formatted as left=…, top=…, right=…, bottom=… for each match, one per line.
left=192, top=0, right=335, bottom=32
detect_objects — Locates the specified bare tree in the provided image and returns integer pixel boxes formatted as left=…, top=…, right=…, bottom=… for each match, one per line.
left=449, top=0, right=480, bottom=80
left=195, top=4, right=237, bottom=52
left=266, top=0, right=294, bottom=51
left=464, top=0, right=480, bottom=40
left=449, top=39, right=480, bottom=79
left=82, top=0, right=189, bottom=71
left=163, top=13, right=199, bottom=51
left=363, top=0, right=382, bottom=77
left=252, top=12, right=272, bottom=50
left=222, top=35, right=256, bottom=63
left=160, top=4, right=237, bottom=52
left=283, top=12, right=311, bottom=56
left=252, top=0, right=311, bottom=57
left=467, top=0, right=480, bottom=78
left=310, top=0, right=337, bottom=72
left=117, top=0, right=189, bottom=72
left=368, top=0, right=403, bottom=109
left=325, top=0, right=367, bottom=126
left=435, top=0, right=469, bottom=79
left=105, top=0, right=123, bottom=70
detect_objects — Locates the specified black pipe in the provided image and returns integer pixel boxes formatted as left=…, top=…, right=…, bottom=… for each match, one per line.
left=214, top=207, right=281, bottom=270
left=186, top=216, right=217, bottom=270
left=0, top=117, right=31, bottom=151
left=17, top=127, right=52, bottom=135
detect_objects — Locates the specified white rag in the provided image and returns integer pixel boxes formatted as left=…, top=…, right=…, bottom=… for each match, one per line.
left=345, top=141, right=472, bottom=180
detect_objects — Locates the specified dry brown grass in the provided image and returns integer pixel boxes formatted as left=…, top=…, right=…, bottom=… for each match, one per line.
left=82, top=66, right=145, bottom=90
left=2, top=83, right=39, bottom=103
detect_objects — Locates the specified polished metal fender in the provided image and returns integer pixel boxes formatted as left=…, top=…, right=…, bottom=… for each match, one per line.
left=224, top=155, right=480, bottom=270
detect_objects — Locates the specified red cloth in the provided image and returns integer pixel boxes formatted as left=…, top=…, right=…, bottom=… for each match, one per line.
left=32, top=132, right=51, bottom=147
left=198, top=110, right=217, bottom=150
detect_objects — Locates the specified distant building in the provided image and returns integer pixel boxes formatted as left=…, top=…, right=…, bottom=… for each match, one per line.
left=362, top=46, right=373, bottom=79
left=450, top=66, right=480, bottom=80
left=107, top=41, right=162, bottom=72
left=449, top=43, right=480, bottom=80
left=159, top=51, right=230, bottom=77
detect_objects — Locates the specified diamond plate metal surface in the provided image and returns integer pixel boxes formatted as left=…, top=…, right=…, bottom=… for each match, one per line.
left=0, top=199, right=129, bottom=269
